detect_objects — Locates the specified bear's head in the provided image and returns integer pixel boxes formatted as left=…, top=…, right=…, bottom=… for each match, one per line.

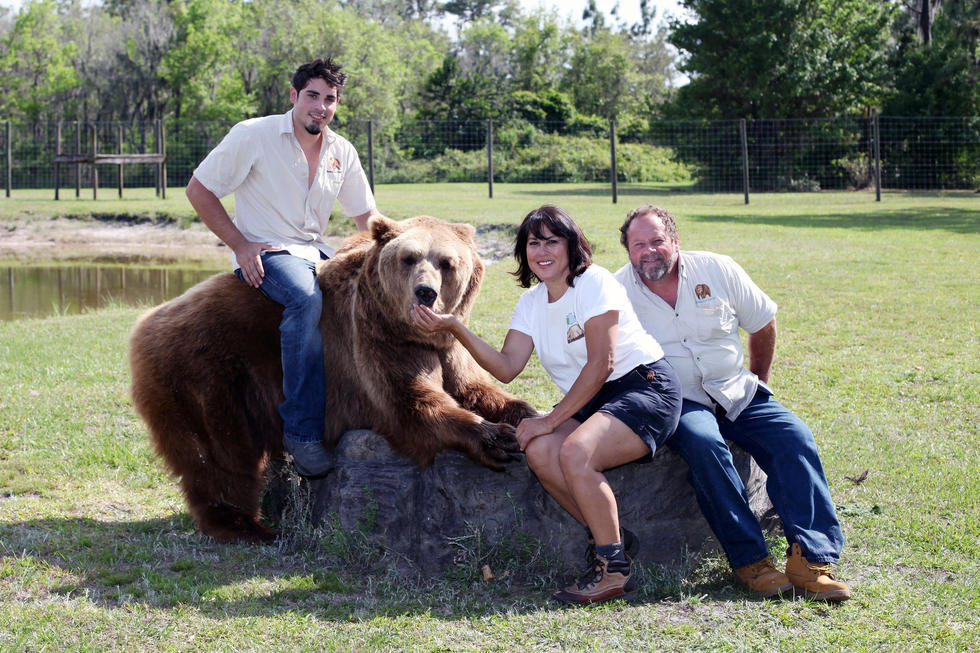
left=366, top=215, right=484, bottom=341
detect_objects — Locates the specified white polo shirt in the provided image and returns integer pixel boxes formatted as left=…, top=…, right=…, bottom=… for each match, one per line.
left=509, top=265, right=664, bottom=394
left=615, top=251, right=776, bottom=419
left=193, top=110, right=376, bottom=267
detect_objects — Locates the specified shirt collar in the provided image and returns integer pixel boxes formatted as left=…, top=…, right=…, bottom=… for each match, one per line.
left=281, top=109, right=336, bottom=144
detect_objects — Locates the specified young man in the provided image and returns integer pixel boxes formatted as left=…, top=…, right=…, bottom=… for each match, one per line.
left=186, top=59, right=383, bottom=478
left=614, top=205, right=850, bottom=602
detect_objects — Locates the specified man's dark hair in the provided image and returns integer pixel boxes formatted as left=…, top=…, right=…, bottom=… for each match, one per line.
left=619, top=205, right=679, bottom=249
left=292, top=58, right=347, bottom=97
left=513, top=205, right=593, bottom=288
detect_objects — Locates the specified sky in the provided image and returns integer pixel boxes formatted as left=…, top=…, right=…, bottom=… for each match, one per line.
left=519, top=0, right=689, bottom=27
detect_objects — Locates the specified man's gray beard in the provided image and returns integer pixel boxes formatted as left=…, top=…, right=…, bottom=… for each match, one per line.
left=304, top=123, right=322, bottom=135
left=636, top=256, right=668, bottom=282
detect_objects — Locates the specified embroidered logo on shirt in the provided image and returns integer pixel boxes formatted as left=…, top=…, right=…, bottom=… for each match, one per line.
left=694, top=283, right=711, bottom=300
left=566, top=312, right=585, bottom=343
left=328, top=156, right=342, bottom=171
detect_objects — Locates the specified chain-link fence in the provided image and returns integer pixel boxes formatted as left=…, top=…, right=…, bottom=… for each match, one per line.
left=1, top=116, right=977, bottom=199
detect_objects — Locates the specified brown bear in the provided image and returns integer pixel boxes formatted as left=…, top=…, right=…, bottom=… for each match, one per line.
left=129, top=215, right=536, bottom=543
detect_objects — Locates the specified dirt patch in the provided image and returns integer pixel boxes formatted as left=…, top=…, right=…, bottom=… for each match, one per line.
left=0, top=217, right=516, bottom=267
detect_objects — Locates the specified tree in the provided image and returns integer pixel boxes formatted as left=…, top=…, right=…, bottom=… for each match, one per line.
left=0, top=0, right=80, bottom=121
left=907, top=0, right=945, bottom=45
left=886, top=0, right=979, bottom=115
left=667, top=0, right=897, bottom=119
left=160, top=0, right=254, bottom=122
left=411, top=54, right=500, bottom=155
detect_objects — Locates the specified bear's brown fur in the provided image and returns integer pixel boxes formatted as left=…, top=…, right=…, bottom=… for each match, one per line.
left=130, top=216, right=536, bottom=543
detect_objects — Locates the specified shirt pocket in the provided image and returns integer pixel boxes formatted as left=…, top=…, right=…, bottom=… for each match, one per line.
left=694, top=300, right=737, bottom=340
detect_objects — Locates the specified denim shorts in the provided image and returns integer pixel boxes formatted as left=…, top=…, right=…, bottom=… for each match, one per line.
left=571, top=358, right=682, bottom=463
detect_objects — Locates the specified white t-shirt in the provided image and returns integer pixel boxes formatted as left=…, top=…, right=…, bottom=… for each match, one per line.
left=193, top=110, right=376, bottom=267
left=509, top=265, right=664, bottom=394
left=615, top=251, right=776, bottom=419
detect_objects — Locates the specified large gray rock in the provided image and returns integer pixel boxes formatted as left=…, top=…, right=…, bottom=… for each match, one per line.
left=307, top=429, right=774, bottom=575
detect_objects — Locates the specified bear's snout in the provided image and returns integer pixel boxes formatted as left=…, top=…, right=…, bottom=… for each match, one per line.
left=414, top=284, right=438, bottom=307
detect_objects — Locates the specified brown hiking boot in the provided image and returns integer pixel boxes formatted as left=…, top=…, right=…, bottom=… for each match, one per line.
left=733, top=557, right=794, bottom=598
left=785, top=543, right=851, bottom=602
left=553, top=554, right=637, bottom=605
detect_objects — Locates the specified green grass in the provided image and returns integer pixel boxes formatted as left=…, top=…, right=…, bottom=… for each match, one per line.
left=1, top=184, right=979, bottom=650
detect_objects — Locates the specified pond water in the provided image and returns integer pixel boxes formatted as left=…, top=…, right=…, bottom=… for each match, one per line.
left=1, top=265, right=221, bottom=321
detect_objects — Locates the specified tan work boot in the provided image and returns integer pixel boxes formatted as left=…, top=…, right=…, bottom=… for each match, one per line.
left=733, top=557, right=794, bottom=598
left=785, top=542, right=851, bottom=602
left=553, top=554, right=637, bottom=605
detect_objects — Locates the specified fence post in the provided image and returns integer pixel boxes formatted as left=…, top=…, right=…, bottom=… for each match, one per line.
left=55, top=122, right=61, bottom=200
left=5, top=122, right=10, bottom=198
left=367, top=119, right=375, bottom=194
left=159, top=120, right=167, bottom=199
left=740, top=119, right=750, bottom=204
left=90, top=123, right=98, bottom=200
left=487, top=119, right=493, bottom=199
left=118, top=124, right=124, bottom=198
left=874, top=115, right=881, bottom=202
left=609, top=118, right=617, bottom=204
left=74, top=121, right=81, bottom=197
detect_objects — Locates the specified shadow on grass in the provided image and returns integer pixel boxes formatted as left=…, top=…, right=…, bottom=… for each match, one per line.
left=0, top=513, right=771, bottom=619
left=507, top=187, right=980, bottom=234
left=510, top=185, right=693, bottom=199
left=689, top=206, right=980, bottom=234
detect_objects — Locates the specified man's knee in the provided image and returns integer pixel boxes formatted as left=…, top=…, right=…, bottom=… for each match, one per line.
left=670, top=419, right=728, bottom=461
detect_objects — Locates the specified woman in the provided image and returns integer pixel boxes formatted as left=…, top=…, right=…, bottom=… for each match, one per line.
left=411, top=205, right=681, bottom=605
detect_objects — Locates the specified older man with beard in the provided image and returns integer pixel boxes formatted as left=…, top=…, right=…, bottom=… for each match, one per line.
left=613, top=205, right=850, bottom=602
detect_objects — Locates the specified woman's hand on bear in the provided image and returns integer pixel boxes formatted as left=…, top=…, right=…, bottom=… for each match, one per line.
left=411, top=303, right=459, bottom=334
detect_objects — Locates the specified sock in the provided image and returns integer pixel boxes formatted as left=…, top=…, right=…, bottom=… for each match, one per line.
left=596, top=542, right=626, bottom=563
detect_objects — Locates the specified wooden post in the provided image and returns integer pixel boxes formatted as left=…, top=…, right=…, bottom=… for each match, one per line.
left=74, top=121, right=81, bottom=197
left=55, top=122, right=61, bottom=200
left=91, top=123, right=98, bottom=200
left=118, top=124, right=124, bottom=198
left=740, top=119, right=750, bottom=205
left=874, top=115, right=881, bottom=202
left=609, top=119, right=618, bottom=204
left=487, top=119, right=494, bottom=199
left=367, top=119, right=375, bottom=194
left=159, top=120, right=167, bottom=199
left=5, top=122, right=10, bottom=198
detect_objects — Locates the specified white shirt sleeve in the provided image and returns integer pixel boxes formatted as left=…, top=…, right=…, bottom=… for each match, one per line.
left=578, top=267, right=626, bottom=324
left=719, top=255, right=777, bottom=334
left=508, top=288, right=536, bottom=337
left=192, top=122, right=258, bottom=198
left=336, top=146, right=375, bottom=217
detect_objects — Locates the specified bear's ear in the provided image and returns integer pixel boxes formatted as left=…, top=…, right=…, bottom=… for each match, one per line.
left=370, top=215, right=401, bottom=244
left=450, top=222, right=476, bottom=243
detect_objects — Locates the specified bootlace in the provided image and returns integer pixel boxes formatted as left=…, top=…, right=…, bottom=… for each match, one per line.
left=746, top=558, right=779, bottom=578
left=575, top=560, right=605, bottom=590
left=807, top=561, right=836, bottom=577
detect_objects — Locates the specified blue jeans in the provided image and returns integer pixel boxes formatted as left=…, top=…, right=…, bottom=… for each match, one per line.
left=236, top=251, right=325, bottom=443
left=668, top=390, right=844, bottom=568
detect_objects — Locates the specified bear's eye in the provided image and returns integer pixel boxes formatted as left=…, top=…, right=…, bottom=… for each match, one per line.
left=439, top=258, right=453, bottom=271
left=402, top=254, right=418, bottom=266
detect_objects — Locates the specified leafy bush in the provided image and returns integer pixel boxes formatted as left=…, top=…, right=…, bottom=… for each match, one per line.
left=375, top=130, right=692, bottom=184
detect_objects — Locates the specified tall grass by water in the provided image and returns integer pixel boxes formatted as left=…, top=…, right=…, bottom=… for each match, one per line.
left=1, top=185, right=978, bottom=651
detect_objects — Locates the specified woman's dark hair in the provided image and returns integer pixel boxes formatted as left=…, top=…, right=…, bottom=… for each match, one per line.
left=512, top=205, right=593, bottom=288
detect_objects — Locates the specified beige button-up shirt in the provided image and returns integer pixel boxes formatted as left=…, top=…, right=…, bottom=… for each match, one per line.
left=193, top=110, right=375, bottom=267
left=615, top=251, right=776, bottom=419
